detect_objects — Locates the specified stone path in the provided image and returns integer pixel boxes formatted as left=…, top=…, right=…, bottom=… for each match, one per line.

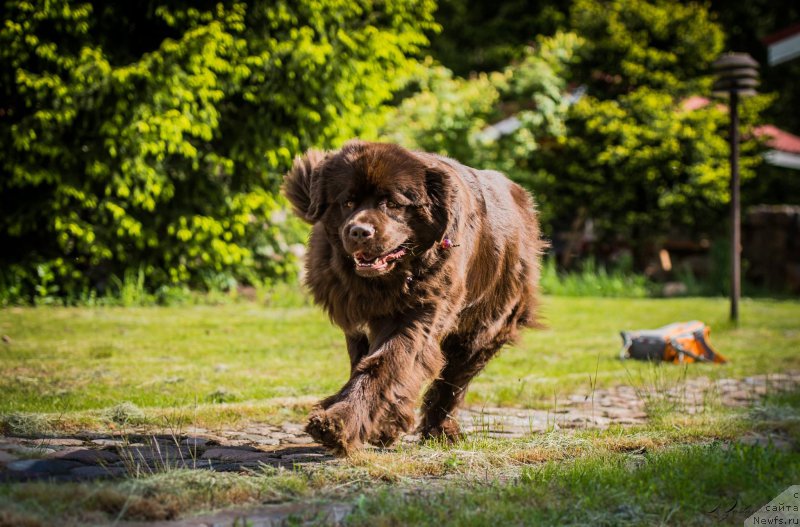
left=121, top=501, right=354, bottom=527
left=1, top=372, right=798, bottom=483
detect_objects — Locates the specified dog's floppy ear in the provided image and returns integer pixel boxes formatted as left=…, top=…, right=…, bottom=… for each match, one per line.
left=282, top=149, right=328, bottom=224
left=417, top=154, right=454, bottom=244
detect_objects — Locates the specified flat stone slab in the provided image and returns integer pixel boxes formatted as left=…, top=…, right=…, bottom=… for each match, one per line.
left=0, top=450, right=20, bottom=464
left=121, top=500, right=354, bottom=526
left=69, top=465, right=128, bottom=480
left=2, top=459, right=84, bottom=481
left=2, top=444, right=57, bottom=457
left=91, top=439, right=129, bottom=447
left=180, top=437, right=213, bottom=448
left=253, top=437, right=280, bottom=446
left=123, top=445, right=191, bottom=462
left=201, top=447, right=279, bottom=463
left=44, top=438, right=86, bottom=447
left=271, top=445, right=329, bottom=457
left=52, top=448, right=120, bottom=464
left=281, top=423, right=305, bottom=434
left=284, top=436, right=314, bottom=445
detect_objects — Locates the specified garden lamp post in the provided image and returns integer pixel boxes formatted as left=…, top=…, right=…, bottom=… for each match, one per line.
left=712, top=53, right=759, bottom=323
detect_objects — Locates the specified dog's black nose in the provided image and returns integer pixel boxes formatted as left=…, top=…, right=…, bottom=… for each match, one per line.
left=349, top=224, right=375, bottom=240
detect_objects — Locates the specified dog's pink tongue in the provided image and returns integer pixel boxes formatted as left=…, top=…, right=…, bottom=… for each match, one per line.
left=388, top=248, right=406, bottom=260
left=354, top=247, right=406, bottom=270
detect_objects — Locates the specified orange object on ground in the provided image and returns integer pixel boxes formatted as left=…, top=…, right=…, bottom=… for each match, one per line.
left=620, top=321, right=727, bottom=364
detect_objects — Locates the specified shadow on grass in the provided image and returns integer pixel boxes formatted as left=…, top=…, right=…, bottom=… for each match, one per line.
left=0, top=430, right=335, bottom=484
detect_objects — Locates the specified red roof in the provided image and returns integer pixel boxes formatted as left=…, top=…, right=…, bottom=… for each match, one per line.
left=762, top=23, right=800, bottom=46
left=754, top=125, right=800, bottom=154
left=681, top=96, right=717, bottom=111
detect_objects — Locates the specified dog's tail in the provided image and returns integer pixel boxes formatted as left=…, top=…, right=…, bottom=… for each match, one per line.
left=282, top=149, right=326, bottom=223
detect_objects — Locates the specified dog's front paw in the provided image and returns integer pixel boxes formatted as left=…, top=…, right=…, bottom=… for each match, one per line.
left=368, top=420, right=404, bottom=448
left=368, top=404, right=416, bottom=448
left=305, top=403, right=359, bottom=456
left=417, top=416, right=463, bottom=444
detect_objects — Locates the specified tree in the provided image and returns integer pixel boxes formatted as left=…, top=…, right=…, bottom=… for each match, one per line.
left=0, top=0, right=437, bottom=302
left=529, top=0, right=770, bottom=262
left=570, top=0, right=725, bottom=97
left=709, top=0, right=800, bottom=208
left=382, top=32, right=579, bottom=180
left=709, top=0, right=800, bottom=134
left=427, top=0, right=568, bottom=76
left=388, top=0, right=770, bottom=268
left=534, top=89, right=765, bottom=246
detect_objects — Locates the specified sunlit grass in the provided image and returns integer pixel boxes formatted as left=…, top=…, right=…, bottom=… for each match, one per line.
left=473, top=296, right=800, bottom=407
left=1, top=401, right=798, bottom=526
left=1, top=293, right=798, bottom=526
left=0, top=296, right=798, bottom=431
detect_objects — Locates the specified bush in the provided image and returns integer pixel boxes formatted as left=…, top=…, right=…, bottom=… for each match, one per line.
left=383, top=0, right=770, bottom=267
left=540, top=258, right=653, bottom=297
left=0, top=0, right=437, bottom=304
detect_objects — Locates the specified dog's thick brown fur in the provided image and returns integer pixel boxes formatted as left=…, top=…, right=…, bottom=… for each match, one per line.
left=283, top=140, right=544, bottom=455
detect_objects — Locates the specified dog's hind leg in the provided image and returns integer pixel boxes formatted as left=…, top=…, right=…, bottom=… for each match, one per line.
left=418, top=294, right=536, bottom=441
left=417, top=335, right=503, bottom=441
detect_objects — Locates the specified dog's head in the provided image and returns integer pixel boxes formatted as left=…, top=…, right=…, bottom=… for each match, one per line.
left=283, top=140, right=452, bottom=278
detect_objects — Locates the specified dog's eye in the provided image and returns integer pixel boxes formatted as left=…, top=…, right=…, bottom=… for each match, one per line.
left=343, top=200, right=354, bottom=209
left=385, top=200, right=401, bottom=209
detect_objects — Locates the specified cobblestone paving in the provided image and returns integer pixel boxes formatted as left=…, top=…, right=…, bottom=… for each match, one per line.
left=1, top=372, right=798, bottom=483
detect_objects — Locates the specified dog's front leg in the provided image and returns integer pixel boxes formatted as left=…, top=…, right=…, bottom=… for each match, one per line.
left=316, top=333, right=369, bottom=411
left=305, top=319, right=444, bottom=455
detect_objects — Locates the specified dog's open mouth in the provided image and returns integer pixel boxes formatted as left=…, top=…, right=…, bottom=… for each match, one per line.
left=353, top=247, right=407, bottom=273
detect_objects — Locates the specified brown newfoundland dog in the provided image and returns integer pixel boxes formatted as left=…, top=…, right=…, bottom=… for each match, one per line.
left=283, top=140, right=544, bottom=455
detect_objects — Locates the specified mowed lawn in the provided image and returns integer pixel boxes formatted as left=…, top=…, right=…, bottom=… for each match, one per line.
left=1, top=296, right=798, bottom=421
left=2, top=296, right=800, bottom=526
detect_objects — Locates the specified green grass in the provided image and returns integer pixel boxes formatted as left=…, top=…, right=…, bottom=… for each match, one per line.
left=0, top=304, right=340, bottom=421
left=474, top=296, right=800, bottom=407
left=2, top=403, right=799, bottom=526
left=347, top=442, right=800, bottom=526
left=0, top=296, right=798, bottom=428
left=1, top=295, right=799, bottom=526
left=0, top=467, right=316, bottom=525
left=540, top=258, right=653, bottom=297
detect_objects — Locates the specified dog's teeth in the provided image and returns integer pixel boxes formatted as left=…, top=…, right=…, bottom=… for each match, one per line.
left=353, top=246, right=407, bottom=272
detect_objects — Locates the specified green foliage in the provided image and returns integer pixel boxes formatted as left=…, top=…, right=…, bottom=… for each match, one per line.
left=710, top=0, right=800, bottom=135
left=540, top=258, right=652, bottom=297
left=382, top=58, right=504, bottom=162
left=530, top=0, right=770, bottom=252
left=428, top=0, right=569, bottom=75
left=382, top=31, right=580, bottom=180
left=571, top=0, right=724, bottom=96
left=388, top=0, right=770, bottom=263
left=0, top=0, right=437, bottom=303
left=428, top=0, right=799, bottom=210
left=533, top=90, right=770, bottom=241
